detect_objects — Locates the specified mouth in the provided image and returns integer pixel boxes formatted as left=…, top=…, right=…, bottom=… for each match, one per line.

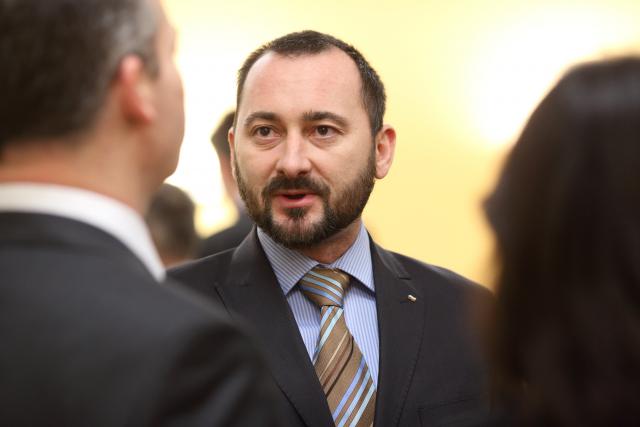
left=276, top=189, right=314, bottom=199
left=272, top=189, right=318, bottom=208
left=285, top=194, right=305, bottom=200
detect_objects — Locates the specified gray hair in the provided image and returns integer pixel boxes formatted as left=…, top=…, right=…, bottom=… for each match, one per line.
left=0, top=0, right=159, bottom=147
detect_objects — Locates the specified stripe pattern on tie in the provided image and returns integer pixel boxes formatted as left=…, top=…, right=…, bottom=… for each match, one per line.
left=300, top=267, right=376, bottom=427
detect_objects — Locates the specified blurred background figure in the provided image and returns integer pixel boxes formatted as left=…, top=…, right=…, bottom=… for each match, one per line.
left=484, top=56, right=640, bottom=426
left=146, top=183, right=199, bottom=267
left=198, top=111, right=253, bottom=257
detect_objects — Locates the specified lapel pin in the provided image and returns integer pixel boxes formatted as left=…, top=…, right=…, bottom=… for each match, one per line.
left=407, top=294, right=417, bottom=302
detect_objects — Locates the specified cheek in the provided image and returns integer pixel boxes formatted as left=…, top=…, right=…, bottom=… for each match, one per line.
left=171, top=67, right=185, bottom=102
left=237, top=150, right=276, bottom=181
left=177, top=71, right=185, bottom=98
left=329, top=151, right=370, bottom=189
left=320, top=152, right=359, bottom=180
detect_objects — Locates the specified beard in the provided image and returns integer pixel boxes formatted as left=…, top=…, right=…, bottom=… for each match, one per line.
left=235, top=148, right=376, bottom=249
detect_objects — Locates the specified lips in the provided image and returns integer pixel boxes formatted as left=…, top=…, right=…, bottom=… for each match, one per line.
left=276, top=189, right=313, bottom=198
left=273, top=189, right=318, bottom=208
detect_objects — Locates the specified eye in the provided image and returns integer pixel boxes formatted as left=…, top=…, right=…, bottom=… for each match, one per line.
left=251, top=126, right=279, bottom=140
left=317, top=126, right=330, bottom=136
left=256, top=126, right=272, bottom=137
left=313, top=125, right=338, bottom=138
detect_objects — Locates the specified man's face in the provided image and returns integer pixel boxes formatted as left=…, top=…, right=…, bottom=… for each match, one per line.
left=231, top=48, right=378, bottom=249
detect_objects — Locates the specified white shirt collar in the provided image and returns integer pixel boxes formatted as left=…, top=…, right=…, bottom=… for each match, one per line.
left=0, top=183, right=165, bottom=281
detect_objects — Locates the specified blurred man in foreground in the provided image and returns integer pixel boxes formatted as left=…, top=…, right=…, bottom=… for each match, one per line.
left=0, top=0, right=276, bottom=425
left=171, top=30, right=492, bottom=426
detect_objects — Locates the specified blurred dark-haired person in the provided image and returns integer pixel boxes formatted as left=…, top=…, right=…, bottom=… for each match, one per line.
left=146, top=183, right=199, bottom=267
left=484, top=57, right=640, bottom=427
left=199, top=111, right=253, bottom=257
left=0, top=0, right=277, bottom=425
left=171, top=30, right=493, bottom=427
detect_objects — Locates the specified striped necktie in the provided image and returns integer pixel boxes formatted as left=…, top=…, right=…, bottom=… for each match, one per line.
left=300, top=267, right=376, bottom=427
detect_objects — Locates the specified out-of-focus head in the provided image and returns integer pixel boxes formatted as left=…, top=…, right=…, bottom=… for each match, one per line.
left=146, top=183, right=199, bottom=268
left=485, top=56, right=640, bottom=425
left=211, top=111, right=235, bottom=159
left=236, top=30, right=386, bottom=136
left=211, top=111, right=239, bottom=201
left=0, top=0, right=185, bottom=206
left=0, top=0, right=156, bottom=145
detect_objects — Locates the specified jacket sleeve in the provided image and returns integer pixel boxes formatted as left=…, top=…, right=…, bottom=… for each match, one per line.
left=148, top=311, right=280, bottom=427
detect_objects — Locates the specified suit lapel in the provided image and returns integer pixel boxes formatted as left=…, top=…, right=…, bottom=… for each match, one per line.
left=215, top=231, right=333, bottom=427
left=372, top=242, right=425, bottom=427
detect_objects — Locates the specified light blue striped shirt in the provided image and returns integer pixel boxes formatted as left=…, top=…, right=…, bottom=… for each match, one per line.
left=257, top=223, right=379, bottom=386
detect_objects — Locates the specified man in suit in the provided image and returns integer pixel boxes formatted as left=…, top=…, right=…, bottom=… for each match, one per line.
left=0, top=0, right=277, bottom=425
left=171, top=30, right=492, bottom=426
left=199, top=111, right=253, bottom=257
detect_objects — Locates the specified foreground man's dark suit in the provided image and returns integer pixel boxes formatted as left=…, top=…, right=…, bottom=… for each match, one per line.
left=0, top=213, right=277, bottom=427
left=171, top=229, right=493, bottom=427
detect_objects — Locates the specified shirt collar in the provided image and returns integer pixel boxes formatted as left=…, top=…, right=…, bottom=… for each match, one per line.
left=257, top=221, right=374, bottom=295
left=0, top=183, right=165, bottom=281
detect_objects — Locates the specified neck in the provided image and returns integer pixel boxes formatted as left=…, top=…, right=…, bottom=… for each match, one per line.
left=0, top=137, right=150, bottom=214
left=298, top=218, right=362, bottom=264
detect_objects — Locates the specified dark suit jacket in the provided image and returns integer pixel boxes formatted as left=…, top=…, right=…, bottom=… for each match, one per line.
left=198, top=211, right=253, bottom=258
left=170, top=229, right=493, bottom=427
left=0, top=212, right=278, bottom=427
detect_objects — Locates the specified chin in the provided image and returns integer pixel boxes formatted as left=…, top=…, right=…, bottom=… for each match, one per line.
left=277, top=211, right=322, bottom=228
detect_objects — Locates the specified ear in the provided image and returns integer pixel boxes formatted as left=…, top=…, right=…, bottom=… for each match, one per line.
left=116, top=55, right=155, bottom=125
left=374, top=125, right=396, bottom=179
left=228, top=126, right=236, bottom=176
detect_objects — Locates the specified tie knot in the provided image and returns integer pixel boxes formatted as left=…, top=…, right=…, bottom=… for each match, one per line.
left=300, top=267, right=350, bottom=308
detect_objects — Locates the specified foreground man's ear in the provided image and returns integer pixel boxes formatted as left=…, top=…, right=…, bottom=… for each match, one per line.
left=374, top=125, right=396, bottom=179
left=117, top=55, right=156, bottom=125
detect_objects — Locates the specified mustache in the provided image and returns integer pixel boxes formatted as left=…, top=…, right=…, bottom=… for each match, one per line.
left=261, top=175, right=330, bottom=199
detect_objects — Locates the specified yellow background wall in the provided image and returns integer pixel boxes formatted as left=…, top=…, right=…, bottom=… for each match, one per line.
left=165, top=0, right=640, bottom=287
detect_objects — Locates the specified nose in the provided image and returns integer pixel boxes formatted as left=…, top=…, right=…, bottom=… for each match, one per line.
left=275, top=133, right=312, bottom=178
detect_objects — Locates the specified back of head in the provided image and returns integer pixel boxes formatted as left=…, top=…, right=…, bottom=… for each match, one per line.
left=236, top=30, right=386, bottom=136
left=146, top=183, right=199, bottom=268
left=485, top=57, right=640, bottom=426
left=211, top=111, right=235, bottom=159
left=0, top=0, right=158, bottom=148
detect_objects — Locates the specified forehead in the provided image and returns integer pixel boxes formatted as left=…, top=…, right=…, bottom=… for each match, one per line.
left=238, top=48, right=365, bottom=119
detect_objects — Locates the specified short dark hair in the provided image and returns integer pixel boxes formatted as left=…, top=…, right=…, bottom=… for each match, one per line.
left=236, top=30, right=386, bottom=135
left=211, top=111, right=235, bottom=159
left=0, top=0, right=159, bottom=148
left=485, top=56, right=640, bottom=425
left=146, top=183, right=199, bottom=261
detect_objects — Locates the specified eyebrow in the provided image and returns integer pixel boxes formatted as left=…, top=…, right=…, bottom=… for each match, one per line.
left=242, top=110, right=349, bottom=129
left=303, top=111, right=349, bottom=128
left=243, top=111, right=279, bottom=128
